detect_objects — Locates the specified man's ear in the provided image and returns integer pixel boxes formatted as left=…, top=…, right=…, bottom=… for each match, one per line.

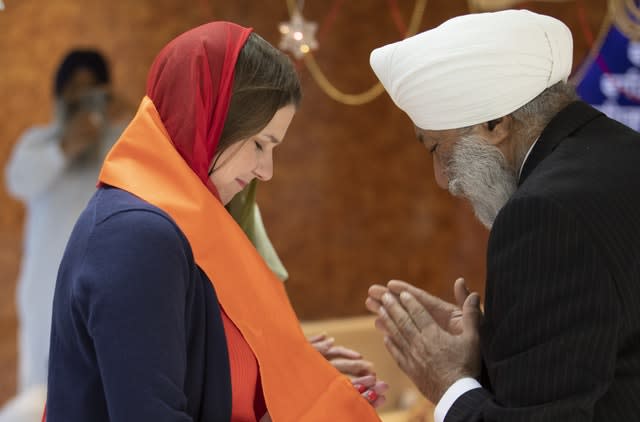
left=478, top=115, right=512, bottom=146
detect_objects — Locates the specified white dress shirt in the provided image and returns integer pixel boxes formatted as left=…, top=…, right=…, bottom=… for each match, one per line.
left=5, top=121, right=123, bottom=392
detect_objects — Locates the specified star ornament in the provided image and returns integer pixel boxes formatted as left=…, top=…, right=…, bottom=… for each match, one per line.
left=278, top=12, right=318, bottom=59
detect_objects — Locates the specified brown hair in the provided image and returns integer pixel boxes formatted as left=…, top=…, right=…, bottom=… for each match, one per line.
left=218, top=32, right=302, bottom=152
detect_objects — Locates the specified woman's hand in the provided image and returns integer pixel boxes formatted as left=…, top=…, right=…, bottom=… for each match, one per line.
left=308, top=334, right=388, bottom=407
left=352, top=374, right=389, bottom=408
left=308, top=333, right=373, bottom=377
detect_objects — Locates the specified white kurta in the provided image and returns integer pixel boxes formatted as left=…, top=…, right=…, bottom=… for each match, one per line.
left=5, top=121, right=123, bottom=392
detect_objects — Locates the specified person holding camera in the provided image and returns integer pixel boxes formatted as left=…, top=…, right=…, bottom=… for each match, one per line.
left=2, top=49, right=125, bottom=422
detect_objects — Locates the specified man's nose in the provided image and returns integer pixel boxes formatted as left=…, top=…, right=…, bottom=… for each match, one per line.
left=433, top=155, right=449, bottom=189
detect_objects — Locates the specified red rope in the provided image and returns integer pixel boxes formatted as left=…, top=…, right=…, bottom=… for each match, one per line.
left=576, top=0, right=596, bottom=46
left=301, top=0, right=411, bottom=57
left=317, top=0, right=344, bottom=42
left=293, top=0, right=413, bottom=72
left=387, top=0, right=408, bottom=36
left=317, top=0, right=408, bottom=41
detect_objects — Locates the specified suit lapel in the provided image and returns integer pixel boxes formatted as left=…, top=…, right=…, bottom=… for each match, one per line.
left=518, top=101, right=603, bottom=185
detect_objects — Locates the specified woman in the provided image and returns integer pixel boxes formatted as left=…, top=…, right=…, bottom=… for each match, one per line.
left=45, top=22, right=385, bottom=421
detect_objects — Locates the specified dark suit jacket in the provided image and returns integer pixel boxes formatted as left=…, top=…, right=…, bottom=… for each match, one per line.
left=447, top=101, right=640, bottom=421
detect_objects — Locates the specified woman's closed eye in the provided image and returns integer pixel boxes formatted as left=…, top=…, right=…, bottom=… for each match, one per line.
left=254, top=140, right=264, bottom=151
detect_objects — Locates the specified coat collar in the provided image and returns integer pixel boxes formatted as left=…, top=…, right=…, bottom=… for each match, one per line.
left=518, top=101, right=603, bottom=185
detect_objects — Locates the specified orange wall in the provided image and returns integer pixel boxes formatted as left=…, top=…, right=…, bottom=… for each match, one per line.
left=0, top=0, right=607, bottom=403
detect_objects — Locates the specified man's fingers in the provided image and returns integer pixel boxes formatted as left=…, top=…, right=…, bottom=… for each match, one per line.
left=368, top=285, right=388, bottom=301
left=398, top=291, right=436, bottom=331
left=379, top=293, right=418, bottom=347
left=382, top=334, right=410, bottom=375
left=462, top=292, right=483, bottom=334
left=374, top=314, right=388, bottom=334
left=388, top=280, right=454, bottom=313
left=454, top=277, right=470, bottom=308
left=387, top=280, right=457, bottom=329
left=366, top=285, right=388, bottom=314
left=386, top=280, right=419, bottom=296
left=365, top=297, right=382, bottom=314
left=375, top=307, right=411, bottom=351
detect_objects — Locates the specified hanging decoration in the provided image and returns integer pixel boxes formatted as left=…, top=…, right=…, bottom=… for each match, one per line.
left=279, top=0, right=319, bottom=59
left=281, top=0, right=428, bottom=106
left=574, top=0, right=640, bottom=131
left=609, top=0, right=640, bottom=41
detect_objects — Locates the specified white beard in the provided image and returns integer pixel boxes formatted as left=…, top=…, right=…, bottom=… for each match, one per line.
left=447, top=134, right=517, bottom=229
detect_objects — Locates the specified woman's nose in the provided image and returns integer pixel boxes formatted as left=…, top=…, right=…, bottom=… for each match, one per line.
left=255, top=152, right=273, bottom=181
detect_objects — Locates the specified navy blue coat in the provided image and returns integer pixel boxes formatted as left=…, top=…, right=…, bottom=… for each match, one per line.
left=47, top=187, right=232, bottom=421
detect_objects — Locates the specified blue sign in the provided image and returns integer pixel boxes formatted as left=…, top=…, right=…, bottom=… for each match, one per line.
left=575, top=25, right=640, bottom=131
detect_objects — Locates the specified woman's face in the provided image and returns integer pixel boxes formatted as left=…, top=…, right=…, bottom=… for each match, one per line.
left=209, top=105, right=296, bottom=205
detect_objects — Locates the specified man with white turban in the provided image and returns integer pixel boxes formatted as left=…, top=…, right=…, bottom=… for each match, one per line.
left=366, top=9, right=640, bottom=422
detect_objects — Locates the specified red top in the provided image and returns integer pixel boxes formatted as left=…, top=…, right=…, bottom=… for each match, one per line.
left=221, top=309, right=267, bottom=421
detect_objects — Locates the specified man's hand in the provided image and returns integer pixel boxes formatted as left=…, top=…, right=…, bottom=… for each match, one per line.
left=366, top=278, right=483, bottom=403
left=60, top=111, right=102, bottom=159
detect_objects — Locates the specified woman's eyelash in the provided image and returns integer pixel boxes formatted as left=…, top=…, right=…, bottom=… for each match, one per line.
left=254, top=140, right=263, bottom=151
left=429, top=144, right=438, bottom=153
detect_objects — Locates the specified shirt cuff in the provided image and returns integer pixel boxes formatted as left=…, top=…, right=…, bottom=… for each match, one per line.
left=434, top=377, right=482, bottom=422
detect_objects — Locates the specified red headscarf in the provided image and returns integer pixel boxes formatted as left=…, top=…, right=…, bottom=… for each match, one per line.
left=145, top=22, right=253, bottom=198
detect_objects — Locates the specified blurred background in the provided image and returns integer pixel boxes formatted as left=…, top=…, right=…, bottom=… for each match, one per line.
left=1, top=0, right=634, bottom=416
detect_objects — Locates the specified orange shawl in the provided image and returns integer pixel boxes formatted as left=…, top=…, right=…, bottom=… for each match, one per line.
left=98, top=97, right=381, bottom=422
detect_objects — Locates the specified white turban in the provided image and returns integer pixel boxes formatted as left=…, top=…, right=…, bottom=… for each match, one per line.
left=369, top=10, right=573, bottom=130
